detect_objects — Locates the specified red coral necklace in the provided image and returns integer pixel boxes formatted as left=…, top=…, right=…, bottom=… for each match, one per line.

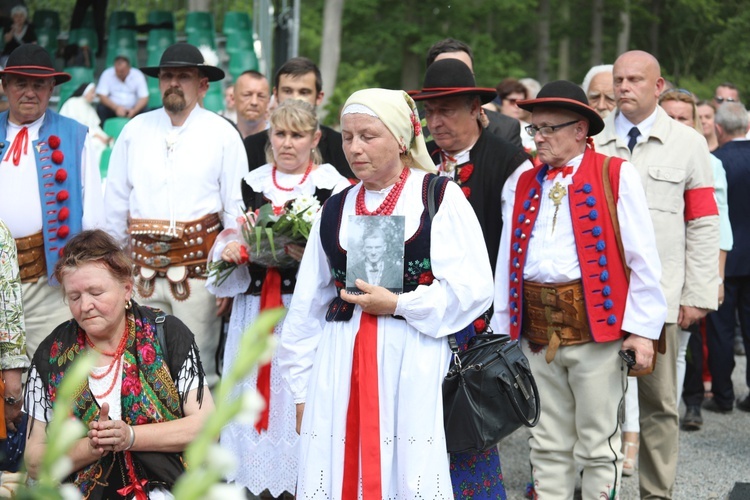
left=88, top=321, right=130, bottom=399
left=273, top=160, right=313, bottom=192
left=355, top=167, right=410, bottom=216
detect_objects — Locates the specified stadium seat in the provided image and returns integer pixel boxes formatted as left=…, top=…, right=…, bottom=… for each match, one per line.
left=33, top=9, right=60, bottom=31
left=36, top=27, right=59, bottom=57
left=57, top=67, right=95, bottom=110
left=103, top=117, right=130, bottom=141
left=185, top=11, right=214, bottom=34
left=100, top=146, right=112, bottom=179
left=186, top=29, right=216, bottom=50
left=228, top=50, right=259, bottom=79
left=225, top=31, right=254, bottom=55
left=222, top=11, right=251, bottom=35
left=108, top=10, right=136, bottom=32
left=67, top=28, right=98, bottom=58
left=147, top=11, right=175, bottom=29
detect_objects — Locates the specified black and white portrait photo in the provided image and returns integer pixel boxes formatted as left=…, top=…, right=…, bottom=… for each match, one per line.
left=346, top=215, right=405, bottom=293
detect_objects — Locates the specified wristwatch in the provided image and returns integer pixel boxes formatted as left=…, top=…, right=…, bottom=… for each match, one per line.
left=4, top=395, right=21, bottom=406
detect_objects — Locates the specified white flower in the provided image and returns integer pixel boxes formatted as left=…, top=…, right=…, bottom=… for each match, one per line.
left=235, top=390, right=265, bottom=425
left=60, top=483, right=84, bottom=500
left=205, top=482, right=247, bottom=500
left=290, top=194, right=321, bottom=223
left=207, top=443, right=237, bottom=475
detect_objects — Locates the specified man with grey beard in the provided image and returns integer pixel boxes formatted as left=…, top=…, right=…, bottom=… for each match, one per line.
left=582, top=64, right=616, bottom=118
left=104, top=43, right=247, bottom=389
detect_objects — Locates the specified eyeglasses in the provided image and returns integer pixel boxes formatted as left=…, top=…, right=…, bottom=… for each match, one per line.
left=714, top=96, right=737, bottom=104
left=525, top=120, right=579, bottom=138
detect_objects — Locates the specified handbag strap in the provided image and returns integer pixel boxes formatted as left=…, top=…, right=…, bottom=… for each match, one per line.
left=601, top=156, right=631, bottom=282
left=499, top=350, right=541, bottom=427
left=155, top=313, right=169, bottom=369
left=426, top=175, right=461, bottom=355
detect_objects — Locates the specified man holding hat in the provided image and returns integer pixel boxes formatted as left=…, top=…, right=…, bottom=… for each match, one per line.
left=410, top=58, right=529, bottom=275
left=0, top=44, right=104, bottom=356
left=104, top=43, right=246, bottom=388
left=492, top=80, right=666, bottom=499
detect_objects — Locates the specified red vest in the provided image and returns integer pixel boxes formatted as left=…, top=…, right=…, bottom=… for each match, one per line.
left=507, top=148, right=629, bottom=343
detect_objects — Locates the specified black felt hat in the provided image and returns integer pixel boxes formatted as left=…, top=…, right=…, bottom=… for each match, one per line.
left=140, top=42, right=225, bottom=82
left=408, top=59, right=497, bottom=104
left=0, top=44, right=71, bottom=85
left=517, top=80, right=605, bottom=136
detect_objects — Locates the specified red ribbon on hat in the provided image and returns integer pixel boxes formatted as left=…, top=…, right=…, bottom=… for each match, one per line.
left=255, top=267, right=282, bottom=432
left=342, top=312, right=382, bottom=499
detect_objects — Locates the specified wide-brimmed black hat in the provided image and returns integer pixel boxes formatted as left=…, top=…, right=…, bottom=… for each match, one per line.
left=408, top=59, right=497, bottom=104
left=517, top=80, right=604, bottom=136
left=140, top=42, right=224, bottom=82
left=0, top=44, right=70, bottom=85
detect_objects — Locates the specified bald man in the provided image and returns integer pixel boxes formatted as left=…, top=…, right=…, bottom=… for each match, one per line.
left=595, top=50, right=719, bottom=499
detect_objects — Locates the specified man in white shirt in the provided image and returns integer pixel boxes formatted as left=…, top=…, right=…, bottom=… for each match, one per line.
left=104, top=43, right=247, bottom=388
left=0, top=44, right=104, bottom=355
left=493, top=80, right=666, bottom=499
left=96, top=55, right=149, bottom=124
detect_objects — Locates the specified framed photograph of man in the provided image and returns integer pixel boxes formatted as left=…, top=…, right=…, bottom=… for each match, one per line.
left=346, top=215, right=405, bottom=293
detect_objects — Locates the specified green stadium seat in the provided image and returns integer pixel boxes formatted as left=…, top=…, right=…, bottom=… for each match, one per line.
left=147, top=29, right=176, bottom=53
left=228, top=50, right=259, bottom=79
left=186, top=29, right=216, bottom=50
left=203, top=91, right=224, bottom=113
left=148, top=11, right=175, bottom=29
left=107, top=28, right=137, bottom=50
left=33, top=9, right=60, bottom=31
left=147, top=78, right=162, bottom=109
left=222, top=11, right=251, bottom=35
left=108, top=11, right=136, bottom=32
left=185, top=12, right=214, bottom=34
left=36, top=27, right=59, bottom=57
left=58, top=67, right=95, bottom=110
left=225, top=31, right=254, bottom=55
left=67, top=28, right=98, bottom=57
left=100, top=146, right=112, bottom=179
left=103, top=117, right=130, bottom=141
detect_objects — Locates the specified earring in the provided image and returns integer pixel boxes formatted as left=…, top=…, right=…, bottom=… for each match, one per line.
left=125, top=301, right=131, bottom=310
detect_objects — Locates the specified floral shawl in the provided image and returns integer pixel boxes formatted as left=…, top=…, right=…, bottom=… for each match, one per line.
left=28, top=301, right=205, bottom=499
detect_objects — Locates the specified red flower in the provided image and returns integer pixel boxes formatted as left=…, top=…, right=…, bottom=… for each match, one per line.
left=334, top=280, right=345, bottom=289
left=50, top=341, right=59, bottom=359
left=272, top=205, right=284, bottom=216
left=410, top=111, right=422, bottom=137
left=57, top=206, right=69, bottom=221
left=418, top=271, right=434, bottom=285
left=122, top=365, right=142, bottom=396
left=54, top=168, right=67, bottom=183
left=139, top=343, right=156, bottom=365
left=56, top=189, right=69, bottom=202
left=238, top=246, right=250, bottom=264
left=135, top=415, right=148, bottom=425
left=48, top=135, right=61, bottom=149
left=51, top=150, right=64, bottom=164
left=473, top=318, right=487, bottom=333
left=461, top=186, right=471, bottom=198
left=457, top=163, right=474, bottom=184
left=57, top=225, right=70, bottom=239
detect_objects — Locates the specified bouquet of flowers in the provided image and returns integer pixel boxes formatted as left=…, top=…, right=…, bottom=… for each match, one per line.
left=208, top=195, right=321, bottom=285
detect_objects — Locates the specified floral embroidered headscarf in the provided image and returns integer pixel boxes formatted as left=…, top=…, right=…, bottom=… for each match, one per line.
left=341, top=88, right=436, bottom=173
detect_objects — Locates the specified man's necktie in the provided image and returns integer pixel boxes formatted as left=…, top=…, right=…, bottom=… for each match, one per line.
left=627, top=126, right=640, bottom=153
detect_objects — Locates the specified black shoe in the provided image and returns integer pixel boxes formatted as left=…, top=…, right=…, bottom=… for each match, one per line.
left=703, top=398, right=733, bottom=414
left=737, top=395, right=750, bottom=412
left=734, top=336, right=746, bottom=356
left=681, top=405, right=703, bottom=431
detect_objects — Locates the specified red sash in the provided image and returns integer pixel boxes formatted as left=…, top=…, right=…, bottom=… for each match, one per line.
left=255, top=268, right=282, bottom=432
left=342, top=312, right=382, bottom=499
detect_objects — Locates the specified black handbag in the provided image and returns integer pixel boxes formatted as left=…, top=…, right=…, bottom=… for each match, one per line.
left=443, top=332, right=541, bottom=453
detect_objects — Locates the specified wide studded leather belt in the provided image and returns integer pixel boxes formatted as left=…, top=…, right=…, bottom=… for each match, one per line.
left=522, top=279, right=592, bottom=362
left=15, top=231, right=46, bottom=283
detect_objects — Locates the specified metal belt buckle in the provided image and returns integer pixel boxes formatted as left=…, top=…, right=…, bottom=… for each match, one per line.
left=144, top=255, right=171, bottom=268
left=144, top=241, right=171, bottom=254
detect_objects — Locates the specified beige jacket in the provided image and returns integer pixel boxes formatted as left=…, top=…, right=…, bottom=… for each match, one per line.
left=595, top=107, right=719, bottom=323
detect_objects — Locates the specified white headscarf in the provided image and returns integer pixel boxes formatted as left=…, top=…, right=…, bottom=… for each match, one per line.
left=341, top=88, right=436, bottom=173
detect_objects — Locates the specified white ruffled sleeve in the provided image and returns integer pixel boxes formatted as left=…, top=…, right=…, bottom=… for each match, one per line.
left=394, top=181, right=493, bottom=337
left=277, top=217, right=337, bottom=403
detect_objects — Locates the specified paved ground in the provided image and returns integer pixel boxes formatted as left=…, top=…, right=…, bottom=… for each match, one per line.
left=498, top=354, right=750, bottom=499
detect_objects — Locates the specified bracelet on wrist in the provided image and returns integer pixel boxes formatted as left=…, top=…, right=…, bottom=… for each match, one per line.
left=124, top=424, right=136, bottom=451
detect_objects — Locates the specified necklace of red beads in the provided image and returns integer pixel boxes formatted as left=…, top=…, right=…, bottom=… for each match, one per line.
left=272, top=159, right=313, bottom=192
left=87, top=320, right=130, bottom=399
left=355, top=167, right=410, bottom=216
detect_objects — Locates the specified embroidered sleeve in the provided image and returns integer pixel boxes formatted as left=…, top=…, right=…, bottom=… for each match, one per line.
left=0, top=221, right=29, bottom=371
